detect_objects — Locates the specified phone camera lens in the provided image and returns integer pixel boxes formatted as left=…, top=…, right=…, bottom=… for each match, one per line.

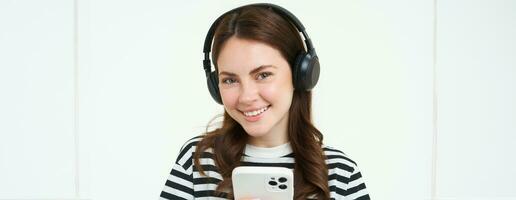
left=268, top=181, right=278, bottom=186
left=278, top=177, right=287, bottom=183
left=279, top=184, right=287, bottom=189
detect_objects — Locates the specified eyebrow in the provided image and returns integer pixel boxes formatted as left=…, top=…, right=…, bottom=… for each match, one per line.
left=218, top=65, right=277, bottom=77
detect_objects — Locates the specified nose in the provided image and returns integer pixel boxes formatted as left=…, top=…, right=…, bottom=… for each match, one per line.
left=238, top=80, right=259, bottom=105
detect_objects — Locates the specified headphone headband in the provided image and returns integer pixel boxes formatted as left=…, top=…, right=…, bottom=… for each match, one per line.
left=203, top=3, right=314, bottom=74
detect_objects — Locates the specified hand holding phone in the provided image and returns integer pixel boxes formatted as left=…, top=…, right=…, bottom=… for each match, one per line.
left=232, top=166, right=294, bottom=200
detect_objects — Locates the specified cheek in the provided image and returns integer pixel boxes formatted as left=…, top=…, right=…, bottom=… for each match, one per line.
left=220, top=89, right=238, bottom=107
left=260, top=83, right=294, bottom=104
left=259, top=86, right=278, bottom=101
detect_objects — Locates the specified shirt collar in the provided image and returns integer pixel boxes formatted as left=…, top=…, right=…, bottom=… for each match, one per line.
left=244, top=142, right=293, bottom=158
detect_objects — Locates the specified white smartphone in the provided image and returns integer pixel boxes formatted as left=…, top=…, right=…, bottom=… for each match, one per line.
left=232, top=166, right=294, bottom=200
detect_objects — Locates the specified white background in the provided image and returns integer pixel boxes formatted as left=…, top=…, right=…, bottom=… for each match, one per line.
left=0, top=0, right=515, bottom=200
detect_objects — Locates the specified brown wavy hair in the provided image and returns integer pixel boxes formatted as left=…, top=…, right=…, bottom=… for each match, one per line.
left=194, top=5, right=329, bottom=199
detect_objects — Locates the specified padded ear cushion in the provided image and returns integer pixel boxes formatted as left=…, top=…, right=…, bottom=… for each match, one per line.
left=293, top=52, right=320, bottom=91
left=293, top=52, right=306, bottom=90
left=207, top=71, right=223, bottom=104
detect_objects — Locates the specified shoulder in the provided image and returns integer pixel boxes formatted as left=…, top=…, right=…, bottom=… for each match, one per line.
left=322, top=145, right=359, bottom=173
left=178, top=135, right=204, bottom=152
left=174, top=135, right=205, bottom=165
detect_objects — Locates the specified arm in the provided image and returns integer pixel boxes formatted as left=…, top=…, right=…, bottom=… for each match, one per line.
left=159, top=163, right=194, bottom=200
left=159, top=138, right=199, bottom=200
left=344, top=165, right=370, bottom=200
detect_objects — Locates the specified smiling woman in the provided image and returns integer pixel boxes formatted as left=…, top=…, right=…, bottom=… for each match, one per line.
left=160, top=3, right=370, bottom=200
left=217, top=38, right=294, bottom=146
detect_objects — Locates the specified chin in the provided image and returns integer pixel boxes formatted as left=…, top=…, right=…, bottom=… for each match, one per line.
left=242, top=126, right=270, bottom=138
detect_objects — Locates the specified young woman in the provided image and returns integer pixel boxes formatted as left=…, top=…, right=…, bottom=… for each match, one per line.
left=160, top=3, right=370, bottom=200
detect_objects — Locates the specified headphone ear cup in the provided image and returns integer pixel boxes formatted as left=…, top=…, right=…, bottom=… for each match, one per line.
left=293, top=52, right=320, bottom=91
left=207, top=71, right=223, bottom=104
left=305, top=53, right=320, bottom=90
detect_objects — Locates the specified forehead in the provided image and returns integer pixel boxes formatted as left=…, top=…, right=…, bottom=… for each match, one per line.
left=216, top=37, right=289, bottom=73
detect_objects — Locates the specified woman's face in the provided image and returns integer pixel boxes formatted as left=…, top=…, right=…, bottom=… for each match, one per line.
left=217, top=37, right=294, bottom=144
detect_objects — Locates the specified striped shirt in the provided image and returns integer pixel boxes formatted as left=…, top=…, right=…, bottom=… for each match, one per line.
left=160, top=136, right=370, bottom=200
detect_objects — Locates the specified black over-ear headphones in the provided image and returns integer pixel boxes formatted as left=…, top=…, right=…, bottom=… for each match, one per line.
left=203, top=3, right=320, bottom=105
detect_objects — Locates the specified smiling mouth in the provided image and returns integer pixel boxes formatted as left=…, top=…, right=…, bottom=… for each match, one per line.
left=241, top=105, right=270, bottom=117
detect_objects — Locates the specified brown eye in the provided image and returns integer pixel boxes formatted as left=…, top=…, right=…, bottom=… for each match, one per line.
left=257, top=72, right=272, bottom=80
left=222, top=78, right=236, bottom=85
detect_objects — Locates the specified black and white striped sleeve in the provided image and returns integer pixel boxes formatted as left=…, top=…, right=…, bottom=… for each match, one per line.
left=344, top=164, right=370, bottom=200
left=159, top=137, right=200, bottom=200
left=324, top=146, right=370, bottom=200
left=160, top=163, right=194, bottom=200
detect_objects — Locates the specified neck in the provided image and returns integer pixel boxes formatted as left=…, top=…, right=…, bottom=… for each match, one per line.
left=248, top=132, right=289, bottom=147
left=247, top=113, right=289, bottom=147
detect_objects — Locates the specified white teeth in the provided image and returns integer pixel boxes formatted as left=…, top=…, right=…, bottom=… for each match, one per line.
left=243, top=106, right=269, bottom=117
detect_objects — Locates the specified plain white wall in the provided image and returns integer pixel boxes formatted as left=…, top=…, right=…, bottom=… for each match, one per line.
left=0, top=0, right=77, bottom=198
left=0, top=0, right=514, bottom=200
left=436, top=0, right=516, bottom=199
